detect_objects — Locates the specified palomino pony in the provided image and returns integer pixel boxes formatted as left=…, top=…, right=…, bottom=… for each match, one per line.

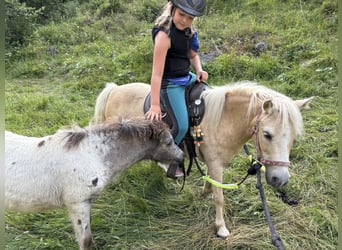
left=5, top=118, right=184, bottom=250
left=93, top=81, right=312, bottom=238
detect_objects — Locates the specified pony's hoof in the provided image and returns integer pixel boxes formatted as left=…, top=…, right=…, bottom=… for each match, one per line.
left=217, top=227, right=230, bottom=239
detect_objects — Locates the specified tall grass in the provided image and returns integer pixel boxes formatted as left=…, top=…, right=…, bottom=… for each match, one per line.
left=5, top=0, right=337, bottom=249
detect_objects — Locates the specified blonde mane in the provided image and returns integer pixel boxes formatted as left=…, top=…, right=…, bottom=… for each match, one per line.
left=201, top=81, right=304, bottom=136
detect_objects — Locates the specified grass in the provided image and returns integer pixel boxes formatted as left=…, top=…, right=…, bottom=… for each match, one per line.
left=5, top=0, right=337, bottom=249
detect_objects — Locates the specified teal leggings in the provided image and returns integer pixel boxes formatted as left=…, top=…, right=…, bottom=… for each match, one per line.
left=161, top=73, right=197, bottom=145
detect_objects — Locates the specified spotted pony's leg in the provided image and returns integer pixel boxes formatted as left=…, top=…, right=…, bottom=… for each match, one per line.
left=67, top=201, right=93, bottom=250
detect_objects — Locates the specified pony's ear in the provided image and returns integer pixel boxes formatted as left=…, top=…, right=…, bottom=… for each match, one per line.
left=262, top=100, right=273, bottom=114
left=294, top=97, right=313, bottom=110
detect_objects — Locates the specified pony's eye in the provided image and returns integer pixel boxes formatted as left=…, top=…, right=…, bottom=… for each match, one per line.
left=263, top=131, right=272, bottom=140
left=166, top=137, right=173, bottom=146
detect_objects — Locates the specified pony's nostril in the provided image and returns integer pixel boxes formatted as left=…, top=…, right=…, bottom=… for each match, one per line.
left=272, top=177, right=288, bottom=187
left=272, top=176, right=280, bottom=186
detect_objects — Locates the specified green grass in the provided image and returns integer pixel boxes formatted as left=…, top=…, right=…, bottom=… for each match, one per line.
left=5, top=0, right=337, bottom=249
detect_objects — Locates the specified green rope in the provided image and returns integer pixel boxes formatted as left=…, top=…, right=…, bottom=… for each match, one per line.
left=202, top=175, right=239, bottom=189
left=201, top=155, right=265, bottom=189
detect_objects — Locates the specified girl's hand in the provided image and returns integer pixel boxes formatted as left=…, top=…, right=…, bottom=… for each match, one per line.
left=145, top=105, right=162, bottom=121
left=196, top=70, right=208, bottom=82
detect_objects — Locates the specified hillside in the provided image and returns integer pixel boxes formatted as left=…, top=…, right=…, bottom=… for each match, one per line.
left=5, top=0, right=337, bottom=249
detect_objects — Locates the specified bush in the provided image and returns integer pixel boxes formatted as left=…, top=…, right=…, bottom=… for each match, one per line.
left=5, top=0, right=80, bottom=48
left=5, top=0, right=41, bottom=47
left=130, top=0, right=163, bottom=23
left=19, top=0, right=79, bottom=23
left=205, top=53, right=282, bottom=82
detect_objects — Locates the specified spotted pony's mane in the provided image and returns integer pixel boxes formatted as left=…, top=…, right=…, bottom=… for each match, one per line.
left=60, top=118, right=170, bottom=150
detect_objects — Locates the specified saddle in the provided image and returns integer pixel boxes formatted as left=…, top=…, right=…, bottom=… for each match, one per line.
left=143, top=81, right=208, bottom=178
left=143, top=81, right=207, bottom=135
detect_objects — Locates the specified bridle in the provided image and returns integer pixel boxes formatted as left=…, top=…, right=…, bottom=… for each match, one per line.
left=251, top=108, right=291, bottom=167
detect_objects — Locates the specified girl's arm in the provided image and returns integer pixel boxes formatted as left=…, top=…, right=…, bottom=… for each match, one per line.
left=189, top=49, right=208, bottom=82
left=146, top=31, right=170, bottom=121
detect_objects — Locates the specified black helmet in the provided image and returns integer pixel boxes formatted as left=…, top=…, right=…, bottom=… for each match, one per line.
left=171, top=0, right=206, bottom=17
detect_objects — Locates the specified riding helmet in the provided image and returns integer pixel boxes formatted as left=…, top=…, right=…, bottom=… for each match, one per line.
left=170, top=0, right=206, bottom=17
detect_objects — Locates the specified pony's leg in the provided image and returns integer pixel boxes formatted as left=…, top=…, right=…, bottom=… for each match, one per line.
left=212, top=185, right=230, bottom=238
left=203, top=181, right=213, bottom=199
left=207, top=164, right=230, bottom=238
left=67, top=201, right=93, bottom=250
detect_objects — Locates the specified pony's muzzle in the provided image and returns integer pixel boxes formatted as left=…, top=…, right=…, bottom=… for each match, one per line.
left=162, top=148, right=184, bottom=165
left=174, top=151, right=185, bottom=165
left=270, top=176, right=288, bottom=188
left=266, top=167, right=290, bottom=188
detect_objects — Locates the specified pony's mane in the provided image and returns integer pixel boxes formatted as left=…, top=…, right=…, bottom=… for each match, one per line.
left=95, top=118, right=169, bottom=141
left=201, top=81, right=304, bottom=136
left=61, top=118, right=169, bottom=150
left=60, top=125, right=87, bottom=150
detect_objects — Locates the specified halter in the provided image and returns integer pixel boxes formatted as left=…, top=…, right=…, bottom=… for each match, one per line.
left=251, top=108, right=291, bottom=167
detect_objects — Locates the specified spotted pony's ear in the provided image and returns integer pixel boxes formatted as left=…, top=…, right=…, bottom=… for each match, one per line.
left=294, top=97, right=314, bottom=110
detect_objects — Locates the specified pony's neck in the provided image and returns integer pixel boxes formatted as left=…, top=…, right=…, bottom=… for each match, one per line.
left=202, top=94, right=255, bottom=156
left=225, top=94, right=256, bottom=139
left=90, top=133, right=149, bottom=177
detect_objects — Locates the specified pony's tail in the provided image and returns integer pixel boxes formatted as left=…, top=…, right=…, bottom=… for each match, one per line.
left=92, top=83, right=118, bottom=124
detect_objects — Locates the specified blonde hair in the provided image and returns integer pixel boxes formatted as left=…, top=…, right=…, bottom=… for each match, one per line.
left=154, top=2, right=195, bottom=37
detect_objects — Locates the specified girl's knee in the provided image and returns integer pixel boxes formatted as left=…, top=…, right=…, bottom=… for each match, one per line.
left=174, top=126, right=188, bottom=144
left=179, top=126, right=188, bottom=137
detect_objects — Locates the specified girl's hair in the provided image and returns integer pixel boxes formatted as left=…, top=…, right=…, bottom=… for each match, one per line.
left=155, top=2, right=195, bottom=37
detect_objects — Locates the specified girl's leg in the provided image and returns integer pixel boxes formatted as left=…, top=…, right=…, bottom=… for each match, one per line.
left=161, top=85, right=189, bottom=145
left=160, top=73, right=196, bottom=178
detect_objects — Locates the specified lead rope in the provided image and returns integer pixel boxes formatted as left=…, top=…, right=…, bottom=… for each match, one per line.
left=256, top=168, right=284, bottom=250
left=244, top=145, right=284, bottom=250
